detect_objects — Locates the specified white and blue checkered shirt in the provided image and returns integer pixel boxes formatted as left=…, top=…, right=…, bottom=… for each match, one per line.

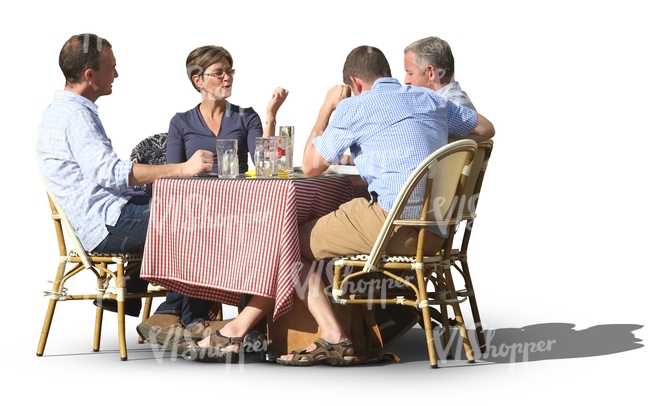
left=436, top=81, right=476, bottom=112
left=36, top=90, right=142, bottom=251
left=313, top=78, right=477, bottom=235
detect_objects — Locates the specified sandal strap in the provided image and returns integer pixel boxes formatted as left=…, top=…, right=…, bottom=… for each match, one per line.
left=313, top=338, right=353, bottom=359
left=208, top=330, right=243, bottom=349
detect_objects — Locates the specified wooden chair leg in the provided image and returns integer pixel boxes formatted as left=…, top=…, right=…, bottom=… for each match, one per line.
left=93, top=304, right=103, bottom=352
left=443, top=260, right=474, bottom=363
left=116, top=264, right=128, bottom=361
left=37, top=262, right=67, bottom=357
left=139, top=297, right=153, bottom=343
left=440, top=305, right=453, bottom=359
left=469, top=296, right=486, bottom=353
left=142, top=297, right=153, bottom=319
left=460, top=258, right=486, bottom=352
left=420, top=304, right=438, bottom=368
left=417, top=268, right=438, bottom=368
left=36, top=299, right=58, bottom=356
left=216, top=303, right=223, bottom=321
left=451, top=302, right=475, bottom=363
left=433, top=274, right=453, bottom=359
left=117, top=294, right=127, bottom=361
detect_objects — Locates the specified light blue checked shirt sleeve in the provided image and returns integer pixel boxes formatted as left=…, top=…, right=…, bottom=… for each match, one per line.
left=312, top=78, right=477, bottom=237
left=36, top=90, right=142, bottom=251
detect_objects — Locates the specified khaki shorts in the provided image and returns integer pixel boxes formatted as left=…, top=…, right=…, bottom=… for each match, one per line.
left=299, top=197, right=444, bottom=261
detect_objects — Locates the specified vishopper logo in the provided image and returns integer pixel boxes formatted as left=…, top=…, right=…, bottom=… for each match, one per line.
left=152, top=191, right=273, bottom=235
left=433, top=323, right=557, bottom=370
left=142, top=327, right=274, bottom=369
left=290, top=258, right=416, bottom=303
left=422, top=192, right=480, bottom=231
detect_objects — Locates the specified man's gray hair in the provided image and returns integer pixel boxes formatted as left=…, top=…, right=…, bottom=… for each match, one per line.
left=404, top=36, right=455, bottom=80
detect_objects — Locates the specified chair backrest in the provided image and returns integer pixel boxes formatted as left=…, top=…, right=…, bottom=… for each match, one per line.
left=129, top=132, right=168, bottom=165
left=363, top=139, right=477, bottom=272
left=37, top=168, right=93, bottom=268
left=459, top=139, right=494, bottom=220
left=130, top=133, right=168, bottom=196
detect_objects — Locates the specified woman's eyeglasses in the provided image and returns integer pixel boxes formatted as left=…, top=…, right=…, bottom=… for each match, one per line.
left=203, top=69, right=236, bottom=79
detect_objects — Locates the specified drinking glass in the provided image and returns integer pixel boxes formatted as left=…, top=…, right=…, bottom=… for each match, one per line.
left=255, top=137, right=278, bottom=177
left=216, top=139, right=239, bottom=178
left=277, top=126, right=294, bottom=177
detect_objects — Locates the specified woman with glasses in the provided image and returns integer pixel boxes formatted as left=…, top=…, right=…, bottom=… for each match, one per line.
left=166, top=45, right=288, bottom=173
left=136, top=45, right=288, bottom=359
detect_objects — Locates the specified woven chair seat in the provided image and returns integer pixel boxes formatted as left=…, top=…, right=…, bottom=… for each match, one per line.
left=337, top=254, right=441, bottom=264
left=68, top=250, right=143, bottom=261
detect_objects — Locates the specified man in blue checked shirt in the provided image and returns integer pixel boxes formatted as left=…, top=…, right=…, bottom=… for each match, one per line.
left=36, top=34, right=214, bottom=317
left=277, top=45, right=494, bottom=366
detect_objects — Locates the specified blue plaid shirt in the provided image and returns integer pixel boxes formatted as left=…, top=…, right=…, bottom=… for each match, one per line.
left=36, top=90, right=142, bottom=251
left=313, top=78, right=477, bottom=234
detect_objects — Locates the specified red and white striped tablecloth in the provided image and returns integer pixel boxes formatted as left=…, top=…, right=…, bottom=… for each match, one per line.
left=141, top=175, right=354, bottom=320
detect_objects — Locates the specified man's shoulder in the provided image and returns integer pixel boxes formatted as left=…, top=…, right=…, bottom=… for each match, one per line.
left=41, top=96, right=90, bottom=124
left=362, top=80, right=442, bottom=107
left=437, top=82, right=475, bottom=110
left=51, top=90, right=97, bottom=110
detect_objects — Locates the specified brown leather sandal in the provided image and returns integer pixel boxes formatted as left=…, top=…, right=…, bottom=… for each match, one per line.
left=177, top=330, right=243, bottom=363
left=276, top=338, right=356, bottom=366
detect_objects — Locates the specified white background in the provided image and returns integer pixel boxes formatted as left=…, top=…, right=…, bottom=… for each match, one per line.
left=1, top=0, right=648, bottom=402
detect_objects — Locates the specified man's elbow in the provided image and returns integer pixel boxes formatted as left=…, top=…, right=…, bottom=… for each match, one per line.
left=303, top=166, right=321, bottom=177
left=302, top=151, right=328, bottom=177
left=302, top=159, right=327, bottom=177
left=485, top=121, right=496, bottom=139
left=475, top=114, right=496, bottom=141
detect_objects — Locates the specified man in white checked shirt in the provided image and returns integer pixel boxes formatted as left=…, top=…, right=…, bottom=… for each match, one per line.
left=276, top=45, right=495, bottom=366
left=36, top=34, right=214, bottom=318
left=38, top=33, right=301, bottom=364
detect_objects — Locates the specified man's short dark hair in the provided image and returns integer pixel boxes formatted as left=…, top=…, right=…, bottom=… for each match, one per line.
left=59, top=33, right=112, bottom=86
left=342, top=46, right=392, bottom=86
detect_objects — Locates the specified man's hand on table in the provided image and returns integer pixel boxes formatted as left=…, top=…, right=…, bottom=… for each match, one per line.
left=184, top=150, right=214, bottom=176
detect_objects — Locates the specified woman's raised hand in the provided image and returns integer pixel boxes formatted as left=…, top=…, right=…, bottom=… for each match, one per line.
left=267, top=87, right=289, bottom=116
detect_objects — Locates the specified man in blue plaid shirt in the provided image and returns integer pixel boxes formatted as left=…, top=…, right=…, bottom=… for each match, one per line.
left=277, top=45, right=495, bottom=366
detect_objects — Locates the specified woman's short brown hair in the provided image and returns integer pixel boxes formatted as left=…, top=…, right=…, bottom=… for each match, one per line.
left=186, top=45, right=233, bottom=92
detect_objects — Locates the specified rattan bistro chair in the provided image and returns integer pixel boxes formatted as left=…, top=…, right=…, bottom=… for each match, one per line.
left=36, top=171, right=167, bottom=361
left=420, top=140, right=494, bottom=354
left=443, top=139, right=494, bottom=353
left=129, top=132, right=168, bottom=197
left=330, top=139, right=478, bottom=368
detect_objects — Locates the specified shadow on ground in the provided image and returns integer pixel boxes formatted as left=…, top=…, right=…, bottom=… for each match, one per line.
left=34, top=322, right=644, bottom=368
left=387, top=323, right=644, bottom=365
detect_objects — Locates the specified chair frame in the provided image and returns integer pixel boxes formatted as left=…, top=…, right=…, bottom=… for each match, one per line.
left=443, top=139, right=494, bottom=353
left=330, top=139, right=478, bottom=368
left=36, top=171, right=167, bottom=360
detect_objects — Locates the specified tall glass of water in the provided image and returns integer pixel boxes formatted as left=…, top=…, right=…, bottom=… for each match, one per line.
left=216, top=139, right=238, bottom=178
left=278, top=126, right=294, bottom=177
left=255, top=137, right=278, bottom=177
